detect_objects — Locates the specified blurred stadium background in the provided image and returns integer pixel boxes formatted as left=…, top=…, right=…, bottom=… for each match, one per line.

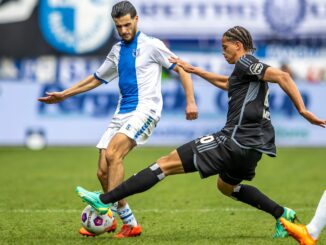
left=0, top=1, right=326, bottom=244
left=1, top=0, right=326, bottom=148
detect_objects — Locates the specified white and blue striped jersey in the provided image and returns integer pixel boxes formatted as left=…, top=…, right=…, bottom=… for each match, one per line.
left=94, top=31, right=176, bottom=117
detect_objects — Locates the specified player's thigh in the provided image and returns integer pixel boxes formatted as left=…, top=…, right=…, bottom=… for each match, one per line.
left=106, top=133, right=136, bottom=161
left=157, top=150, right=185, bottom=176
left=96, top=114, right=124, bottom=149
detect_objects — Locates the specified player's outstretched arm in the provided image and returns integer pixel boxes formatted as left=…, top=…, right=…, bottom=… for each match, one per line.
left=173, top=65, right=198, bottom=120
left=38, top=75, right=102, bottom=104
left=263, top=67, right=326, bottom=128
left=169, top=57, right=229, bottom=91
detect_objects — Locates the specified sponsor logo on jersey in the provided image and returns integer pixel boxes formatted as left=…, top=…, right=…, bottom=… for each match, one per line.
left=249, top=63, right=264, bottom=75
left=39, top=0, right=114, bottom=54
left=264, top=0, right=306, bottom=35
left=132, top=48, right=140, bottom=58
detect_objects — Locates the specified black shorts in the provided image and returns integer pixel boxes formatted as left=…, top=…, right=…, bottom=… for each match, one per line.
left=176, top=132, right=262, bottom=185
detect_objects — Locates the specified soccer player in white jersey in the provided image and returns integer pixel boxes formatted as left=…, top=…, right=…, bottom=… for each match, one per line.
left=38, top=1, right=198, bottom=238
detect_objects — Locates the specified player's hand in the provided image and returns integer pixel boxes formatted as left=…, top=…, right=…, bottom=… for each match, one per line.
left=301, top=110, right=326, bottom=128
left=185, top=102, right=198, bottom=120
left=38, top=91, right=66, bottom=104
left=169, top=57, right=196, bottom=73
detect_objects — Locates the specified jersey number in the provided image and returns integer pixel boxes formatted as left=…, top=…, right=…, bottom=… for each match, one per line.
left=263, top=90, right=271, bottom=120
left=199, top=135, right=215, bottom=144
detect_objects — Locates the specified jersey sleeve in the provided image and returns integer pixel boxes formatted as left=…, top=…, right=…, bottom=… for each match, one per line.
left=93, top=45, right=119, bottom=84
left=150, top=39, right=177, bottom=70
left=236, top=56, right=269, bottom=81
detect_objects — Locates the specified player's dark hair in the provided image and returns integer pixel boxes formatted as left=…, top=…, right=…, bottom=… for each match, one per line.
left=223, top=26, right=256, bottom=53
left=111, top=1, right=137, bottom=19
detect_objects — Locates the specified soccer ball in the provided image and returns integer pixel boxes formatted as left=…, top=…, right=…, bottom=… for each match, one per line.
left=81, top=205, right=114, bottom=235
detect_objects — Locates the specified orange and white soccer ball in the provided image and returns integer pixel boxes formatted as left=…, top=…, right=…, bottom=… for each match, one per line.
left=81, top=205, right=114, bottom=235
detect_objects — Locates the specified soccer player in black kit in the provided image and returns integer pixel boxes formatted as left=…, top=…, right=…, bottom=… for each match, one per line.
left=77, top=26, right=326, bottom=238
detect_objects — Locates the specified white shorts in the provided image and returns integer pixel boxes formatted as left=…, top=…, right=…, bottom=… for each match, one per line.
left=96, top=111, right=160, bottom=149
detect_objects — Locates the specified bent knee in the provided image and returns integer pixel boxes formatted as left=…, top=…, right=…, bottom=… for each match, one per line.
left=156, top=155, right=169, bottom=173
left=217, top=185, right=232, bottom=197
left=157, top=154, right=170, bottom=164
left=217, top=180, right=234, bottom=197
left=157, top=150, right=184, bottom=176
left=105, top=149, right=123, bottom=164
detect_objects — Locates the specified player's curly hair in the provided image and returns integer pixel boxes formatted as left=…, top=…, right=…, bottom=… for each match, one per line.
left=223, top=26, right=256, bottom=53
left=111, top=1, right=137, bottom=19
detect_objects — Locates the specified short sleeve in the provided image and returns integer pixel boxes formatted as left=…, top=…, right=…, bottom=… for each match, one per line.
left=151, top=39, right=177, bottom=70
left=236, top=56, right=269, bottom=81
left=94, top=45, right=119, bottom=84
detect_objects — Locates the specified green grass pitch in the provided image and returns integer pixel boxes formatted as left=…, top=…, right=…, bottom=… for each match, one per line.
left=0, top=147, right=325, bottom=245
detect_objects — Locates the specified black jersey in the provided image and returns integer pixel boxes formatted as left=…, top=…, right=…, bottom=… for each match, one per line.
left=221, top=54, right=276, bottom=156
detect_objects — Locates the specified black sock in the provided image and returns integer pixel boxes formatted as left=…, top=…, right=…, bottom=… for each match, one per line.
left=99, top=163, right=165, bottom=204
left=231, top=184, right=284, bottom=219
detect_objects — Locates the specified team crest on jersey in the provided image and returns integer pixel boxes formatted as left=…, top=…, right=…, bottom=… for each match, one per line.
left=39, top=0, right=114, bottom=54
left=249, top=63, right=264, bottom=75
left=264, top=0, right=306, bottom=35
left=132, top=48, right=140, bottom=57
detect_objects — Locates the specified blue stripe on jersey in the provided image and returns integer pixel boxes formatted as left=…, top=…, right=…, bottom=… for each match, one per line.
left=118, top=31, right=141, bottom=114
left=93, top=73, right=108, bottom=84
left=168, top=63, right=176, bottom=70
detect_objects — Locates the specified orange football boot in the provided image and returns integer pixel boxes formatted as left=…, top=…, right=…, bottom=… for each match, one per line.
left=114, top=224, right=142, bottom=238
left=280, top=218, right=317, bottom=245
left=79, top=219, right=117, bottom=237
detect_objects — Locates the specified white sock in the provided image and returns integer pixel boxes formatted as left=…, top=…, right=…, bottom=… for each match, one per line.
left=117, top=203, right=138, bottom=227
left=306, top=190, right=326, bottom=240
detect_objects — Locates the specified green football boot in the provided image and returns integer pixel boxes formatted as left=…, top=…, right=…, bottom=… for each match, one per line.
left=76, top=186, right=111, bottom=215
left=273, top=207, right=297, bottom=238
